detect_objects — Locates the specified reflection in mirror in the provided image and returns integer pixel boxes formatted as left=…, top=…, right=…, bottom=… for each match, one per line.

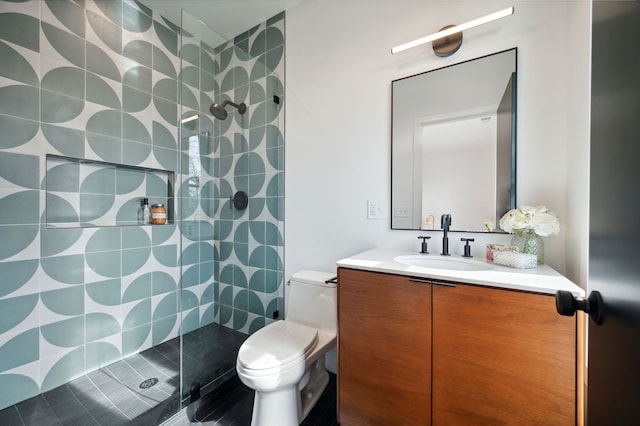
left=391, top=48, right=517, bottom=232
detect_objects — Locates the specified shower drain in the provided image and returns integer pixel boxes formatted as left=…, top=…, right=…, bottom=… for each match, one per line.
left=139, top=377, right=159, bottom=389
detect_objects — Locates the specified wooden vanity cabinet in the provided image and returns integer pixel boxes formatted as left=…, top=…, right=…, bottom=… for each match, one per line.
left=432, top=282, right=576, bottom=425
left=337, top=268, right=432, bottom=425
left=337, top=268, right=577, bottom=425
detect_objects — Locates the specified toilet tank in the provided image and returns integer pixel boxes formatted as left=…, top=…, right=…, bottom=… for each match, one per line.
left=286, top=270, right=337, bottom=331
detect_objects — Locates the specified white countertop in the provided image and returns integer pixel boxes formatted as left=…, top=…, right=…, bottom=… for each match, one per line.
left=336, top=248, right=584, bottom=297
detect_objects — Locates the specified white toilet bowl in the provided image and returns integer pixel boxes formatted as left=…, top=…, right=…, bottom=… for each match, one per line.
left=235, top=270, right=337, bottom=426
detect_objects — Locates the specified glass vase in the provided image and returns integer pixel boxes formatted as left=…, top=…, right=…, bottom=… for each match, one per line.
left=511, top=229, right=544, bottom=264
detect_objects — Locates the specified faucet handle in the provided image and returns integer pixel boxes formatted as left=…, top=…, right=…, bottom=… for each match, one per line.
left=418, top=235, right=431, bottom=254
left=461, top=237, right=475, bottom=258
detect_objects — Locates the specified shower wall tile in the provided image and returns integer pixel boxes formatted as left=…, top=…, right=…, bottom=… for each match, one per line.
left=42, top=0, right=85, bottom=38
left=0, top=80, right=40, bottom=122
left=123, top=1, right=152, bottom=34
left=0, top=114, right=40, bottom=153
left=0, top=41, right=40, bottom=87
left=40, top=21, right=85, bottom=68
left=85, top=9, right=123, bottom=55
left=209, top=5, right=285, bottom=335
left=0, top=0, right=284, bottom=411
left=39, top=346, right=86, bottom=392
left=123, top=36, right=153, bottom=68
left=0, top=224, right=40, bottom=262
left=0, top=0, right=185, bottom=410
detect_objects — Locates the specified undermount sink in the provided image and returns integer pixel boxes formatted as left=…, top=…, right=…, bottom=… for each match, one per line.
left=394, top=255, right=493, bottom=272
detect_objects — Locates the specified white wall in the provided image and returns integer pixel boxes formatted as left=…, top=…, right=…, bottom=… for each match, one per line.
left=421, top=116, right=497, bottom=231
left=284, top=0, right=591, bottom=287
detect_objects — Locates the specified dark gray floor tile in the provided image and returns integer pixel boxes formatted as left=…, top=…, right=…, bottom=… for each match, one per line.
left=0, top=405, right=25, bottom=426
left=16, top=395, right=58, bottom=425
left=45, top=386, right=99, bottom=426
left=67, top=375, right=127, bottom=425
left=2, top=323, right=271, bottom=426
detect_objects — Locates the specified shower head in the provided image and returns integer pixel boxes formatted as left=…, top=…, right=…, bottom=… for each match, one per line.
left=209, top=100, right=247, bottom=120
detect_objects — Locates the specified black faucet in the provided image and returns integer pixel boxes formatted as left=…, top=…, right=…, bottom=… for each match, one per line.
left=441, top=214, right=451, bottom=256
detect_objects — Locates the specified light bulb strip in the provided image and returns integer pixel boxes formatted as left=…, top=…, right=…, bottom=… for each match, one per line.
left=391, top=7, right=514, bottom=54
left=181, top=114, right=199, bottom=124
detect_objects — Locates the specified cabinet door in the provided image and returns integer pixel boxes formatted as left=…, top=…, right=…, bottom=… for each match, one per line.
left=338, top=268, right=431, bottom=425
left=432, top=283, right=576, bottom=425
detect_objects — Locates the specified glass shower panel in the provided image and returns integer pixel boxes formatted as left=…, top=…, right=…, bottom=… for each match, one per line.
left=178, top=10, right=285, bottom=408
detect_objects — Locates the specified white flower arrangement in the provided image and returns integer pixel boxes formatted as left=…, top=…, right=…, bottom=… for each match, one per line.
left=499, top=205, right=560, bottom=237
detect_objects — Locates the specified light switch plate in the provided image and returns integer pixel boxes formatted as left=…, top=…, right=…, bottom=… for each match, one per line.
left=367, top=200, right=387, bottom=220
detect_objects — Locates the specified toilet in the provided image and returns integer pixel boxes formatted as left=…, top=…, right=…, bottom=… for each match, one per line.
left=236, top=270, right=338, bottom=426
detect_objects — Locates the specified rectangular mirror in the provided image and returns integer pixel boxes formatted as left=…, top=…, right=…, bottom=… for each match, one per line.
left=391, top=48, right=517, bottom=232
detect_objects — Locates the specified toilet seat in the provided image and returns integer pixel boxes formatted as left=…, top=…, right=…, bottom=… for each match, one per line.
left=237, top=321, right=318, bottom=375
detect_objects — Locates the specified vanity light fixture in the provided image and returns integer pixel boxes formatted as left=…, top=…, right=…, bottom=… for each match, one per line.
left=391, top=7, right=514, bottom=57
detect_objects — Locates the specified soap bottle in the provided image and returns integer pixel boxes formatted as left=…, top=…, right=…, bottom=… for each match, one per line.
left=139, top=198, right=150, bottom=224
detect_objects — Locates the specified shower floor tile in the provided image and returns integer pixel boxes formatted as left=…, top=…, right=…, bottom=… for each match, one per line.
left=0, top=323, right=247, bottom=426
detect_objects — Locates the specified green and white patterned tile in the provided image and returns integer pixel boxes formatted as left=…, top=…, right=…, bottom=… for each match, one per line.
left=0, top=40, right=39, bottom=86
left=0, top=328, right=39, bottom=373
left=42, top=0, right=85, bottom=38
left=0, top=11, right=39, bottom=54
left=90, top=0, right=123, bottom=27
left=41, top=253, right=84, bottom=285
left=41, top=316, right=85, bottom=349
left=0, top=113, right=39, bottom=151
left=41, top=286, right=84, bottom=317
left=152, top=291, right=177, bottom=321
left=85, top=340, right=121, bottom=372
left=42, top=123, right=85, bottom=158
left=0, top=83, right=39, bottom=122
left=86, top=278, right=121, bottom=306
left=86, top=132, right=122, bottom=164
left=40, top=346, right=86, bottom=392
left=86, top=9, right=122, bottom=55
left=248, top=315, right=265, bottom=334
left=85, top=312, right=120, bottom=342
left=180, top=306, right=199, bottom=334
left=87, top=41, right=121, bottom=82
left=0, top=373, right=39, bottom=410
left=124, top=38, right=153, bottom=68
left=123, top=112, right=152, bottom=144
left=86, top=71, right=121, bottom=109
left=0, top=153, right=40, bottom=190
left=0, top=4, right=286, bottom=409
left=0, top=259, right=38, bottom=298
left=0, top=293, right=39, bottom=336
left=122, top=298, right=151, bottom=331
left=123, top=85, right=151, bottom=112
left=41, top=22, right=85, bottom=68
left=123, top=1, right=152, bottom=33
left=151, top=270, right=177, bottom=295
left=121, top=322, right=151, bottom=356
left=151, top=313, right=177, bottom=345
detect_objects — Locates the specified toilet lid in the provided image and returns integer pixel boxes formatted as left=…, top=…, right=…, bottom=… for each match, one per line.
left=237, top=321, right=318, bottom=371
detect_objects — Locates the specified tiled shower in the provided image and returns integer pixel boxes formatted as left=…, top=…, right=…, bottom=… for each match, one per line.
left=0, top=0, right=285, bottom=420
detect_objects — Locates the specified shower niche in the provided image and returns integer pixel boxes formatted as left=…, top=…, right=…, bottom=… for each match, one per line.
left=45, top=154, right=175, bottom=228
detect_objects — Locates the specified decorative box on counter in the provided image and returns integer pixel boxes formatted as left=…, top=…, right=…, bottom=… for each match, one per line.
left=493, top=251, right=538, bottom=269
left=486, top=244, right=511, bottom=261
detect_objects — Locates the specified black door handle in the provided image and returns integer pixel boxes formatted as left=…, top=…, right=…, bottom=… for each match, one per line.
left=555, top=290, right=603, bottom=325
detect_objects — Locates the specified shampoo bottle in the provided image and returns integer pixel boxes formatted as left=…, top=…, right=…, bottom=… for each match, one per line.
left=139, top=198, right=150, bottom=224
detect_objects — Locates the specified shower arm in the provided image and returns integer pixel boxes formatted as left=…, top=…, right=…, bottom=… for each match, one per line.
left=222, top=100, right=241, bottom=109
left=222, top=100, right=247, bottom=114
